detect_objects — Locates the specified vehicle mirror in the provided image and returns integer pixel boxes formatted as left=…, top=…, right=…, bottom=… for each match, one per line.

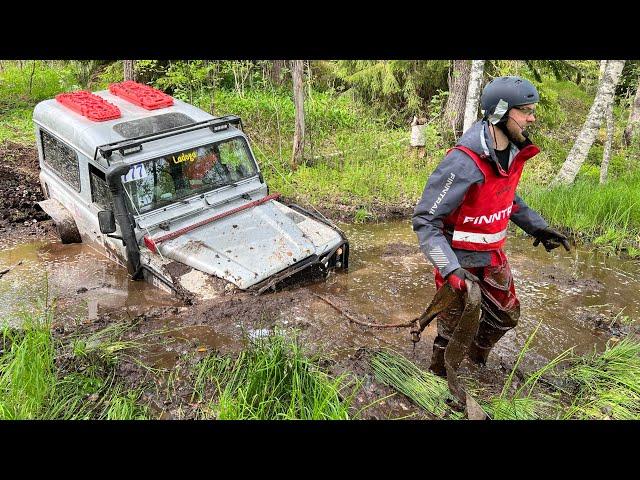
left=98, top=210, right=117, bottom=234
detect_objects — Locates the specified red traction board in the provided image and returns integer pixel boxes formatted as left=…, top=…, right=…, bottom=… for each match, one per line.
left=55, top=91, right=121, bottom=121
left=109, top=81, right=174, bottom=110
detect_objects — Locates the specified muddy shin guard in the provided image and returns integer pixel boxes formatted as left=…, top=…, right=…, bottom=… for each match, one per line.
left=429, top=339, right=447, bottom=377
left=443, top=280, right=482, bottom=408
left=428, top=289, right=464, bottom=376
left=470, top=304, right=521, bottom=364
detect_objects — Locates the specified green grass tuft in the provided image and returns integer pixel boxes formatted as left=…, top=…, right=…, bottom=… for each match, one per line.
left=370, top=348, right=457, bottom=418
left=194, top=330, right=356, bottom=420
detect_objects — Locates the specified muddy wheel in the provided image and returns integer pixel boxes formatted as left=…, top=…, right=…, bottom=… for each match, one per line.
left=40, top=180, right=50, bottom=200
left=55, top=219, right=82, bottom=244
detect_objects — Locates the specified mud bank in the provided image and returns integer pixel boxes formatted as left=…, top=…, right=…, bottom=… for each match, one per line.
left=0, top=141, right=55, bottom=249
left=280, top=195, right=415, bottom=224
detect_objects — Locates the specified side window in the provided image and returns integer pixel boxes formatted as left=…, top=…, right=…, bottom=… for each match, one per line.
left=41, top=130, right=80, bottom=191
left=89, top=164, right=113, bottom=209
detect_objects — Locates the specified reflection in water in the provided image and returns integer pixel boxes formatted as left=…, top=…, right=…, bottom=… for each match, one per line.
left=0, top=240, right=177, bottom=326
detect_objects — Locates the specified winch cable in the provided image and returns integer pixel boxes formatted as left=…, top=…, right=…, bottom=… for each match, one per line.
left=250, top=141, right=344, bottom=234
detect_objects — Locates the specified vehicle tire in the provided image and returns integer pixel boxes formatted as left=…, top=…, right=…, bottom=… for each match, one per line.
left=55, top=218, right=82, bottom=244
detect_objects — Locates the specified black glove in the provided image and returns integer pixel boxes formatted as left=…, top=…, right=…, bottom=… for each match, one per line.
left=446, top=268, right=479, bottom=292
left=532, top=227, right=570, bottom=252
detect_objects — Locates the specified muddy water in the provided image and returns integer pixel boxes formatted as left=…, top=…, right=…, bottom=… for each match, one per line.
left=309, top=222, right=640, bottom=372
left=2, top=221, right=639, bottom=375
left=0, top=240, right=179, bottom=327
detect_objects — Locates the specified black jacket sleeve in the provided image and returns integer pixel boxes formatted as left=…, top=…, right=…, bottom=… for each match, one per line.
left=510, top=193, right=548, bottom=236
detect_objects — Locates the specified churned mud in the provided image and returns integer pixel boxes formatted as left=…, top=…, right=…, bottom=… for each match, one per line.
left=0, top=141, right=55, bottom=249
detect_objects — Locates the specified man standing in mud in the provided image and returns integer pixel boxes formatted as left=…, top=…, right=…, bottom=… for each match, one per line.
left=412, top=76, right=570, bottom=376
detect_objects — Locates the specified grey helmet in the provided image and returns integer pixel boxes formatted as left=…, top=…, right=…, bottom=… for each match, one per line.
left=481, top=76, right=539, bottom=124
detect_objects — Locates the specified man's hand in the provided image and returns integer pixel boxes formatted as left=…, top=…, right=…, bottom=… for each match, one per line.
left=533, top=227, right=570, bottom=252
left=446, top=268, right=479, bottom=292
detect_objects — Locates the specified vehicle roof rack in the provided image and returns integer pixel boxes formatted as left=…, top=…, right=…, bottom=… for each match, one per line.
left=94, top=115, right=243, bottom=166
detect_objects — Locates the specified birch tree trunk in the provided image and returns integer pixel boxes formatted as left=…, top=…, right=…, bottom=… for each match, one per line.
left=599, top=60, right=614, bottom=184
left=123, top=60, right=135, bottom=81
left=623, top=75, right=640, bottom=145
left=443, top=60, right=471, bottom=140
left=291, top=60, right=305, bottom=171
left=600, top=99, right=614, bottom=184
left=552, top=60, right=625, bottom=186
left=463, top=60, right=485, bottom=133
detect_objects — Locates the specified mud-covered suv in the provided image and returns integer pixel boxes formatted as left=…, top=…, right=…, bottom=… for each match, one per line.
left=33, top=81, right=349, bottom=298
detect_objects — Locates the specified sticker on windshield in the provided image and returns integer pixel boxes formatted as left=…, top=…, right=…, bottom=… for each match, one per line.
left=171, top=150, right=197, bottom=164
left=121, top=163, right=148, bottom=183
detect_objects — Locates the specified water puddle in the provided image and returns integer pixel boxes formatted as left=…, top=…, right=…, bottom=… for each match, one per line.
left=0, top=240, right=179, bottom=327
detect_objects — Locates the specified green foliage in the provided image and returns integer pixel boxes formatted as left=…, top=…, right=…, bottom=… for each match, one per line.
left=562, top=339, right=640, bottom=420
left=329, top=60, right=449, bottom=124
left=520, top=171, right=640, bottom=252
left=0, top=61, right=74, bottom=108
left=0, top=304, right=55, bottom=419
left=0, top=300, right=150, bottom=420
left=196, top=330, right=356, bottom=420
left=483, top=322, right=571, bottom=420
left=370, top=348, right=459, bottom=418
left=354, top=207, right=375, bottom=224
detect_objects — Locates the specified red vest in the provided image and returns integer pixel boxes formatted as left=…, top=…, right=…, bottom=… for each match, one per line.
left=443, top=144, right=540, bottom=251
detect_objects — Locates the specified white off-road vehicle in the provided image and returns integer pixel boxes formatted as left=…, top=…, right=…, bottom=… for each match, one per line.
left=33, top=81, right=349, bottom=298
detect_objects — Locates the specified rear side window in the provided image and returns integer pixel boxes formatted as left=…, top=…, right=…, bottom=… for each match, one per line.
left=89, top=164, right=112, bottom=209
left=41, top=130, right=80, bottom=191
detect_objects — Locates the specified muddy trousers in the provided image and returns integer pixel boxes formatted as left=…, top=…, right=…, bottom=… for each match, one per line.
left=430, top=253, right=520, bottom=375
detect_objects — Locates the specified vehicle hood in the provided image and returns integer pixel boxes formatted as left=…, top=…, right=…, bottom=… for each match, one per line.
left=156, top=200, right=335, bottom=289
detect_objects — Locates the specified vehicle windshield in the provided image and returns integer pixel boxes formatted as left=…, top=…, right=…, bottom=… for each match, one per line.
left=121, top=136, right=258, bottom=214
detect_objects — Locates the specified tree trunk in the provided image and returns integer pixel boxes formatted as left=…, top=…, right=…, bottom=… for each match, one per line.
left=271, top=60, right=285, bottom=85
left=123, top=60, right=136, bottom=81
left=443, top=60, right=471, bottom=140
left=552, top=60, right=625, bottom=186
left=28, top=60, right=37, bottom=95
left=600, top=98, right=614, bottom=184
left=624, top=75, right=640, bottom=145
left=291, top=60, right=305, bottom=171
left=462, top=60, right=485, bottom=134
left=206, top=60, right=218, bottom=115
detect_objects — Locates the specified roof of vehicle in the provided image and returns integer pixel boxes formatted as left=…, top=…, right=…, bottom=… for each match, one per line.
left=33, top=87, right=222, bottom=165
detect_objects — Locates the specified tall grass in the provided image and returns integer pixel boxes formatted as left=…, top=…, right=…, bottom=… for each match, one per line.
left=484, top=322, right=573, bottom=420
left=0, top=306, right=55, bottom=418
left=520, top=172, right=640, bottom=253
left=193, top=331, right=356, bottom=420
left=370, top=348, right=458, bottom=418
left=0, top=303, right=150, bottom=420
left=562, top=338, right=640, bottom=420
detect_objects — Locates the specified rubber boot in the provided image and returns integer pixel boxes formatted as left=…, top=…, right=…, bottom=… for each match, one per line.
left=467, top=342, right=492, bottom=365
left=429, top=341, right=447, bottom=377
